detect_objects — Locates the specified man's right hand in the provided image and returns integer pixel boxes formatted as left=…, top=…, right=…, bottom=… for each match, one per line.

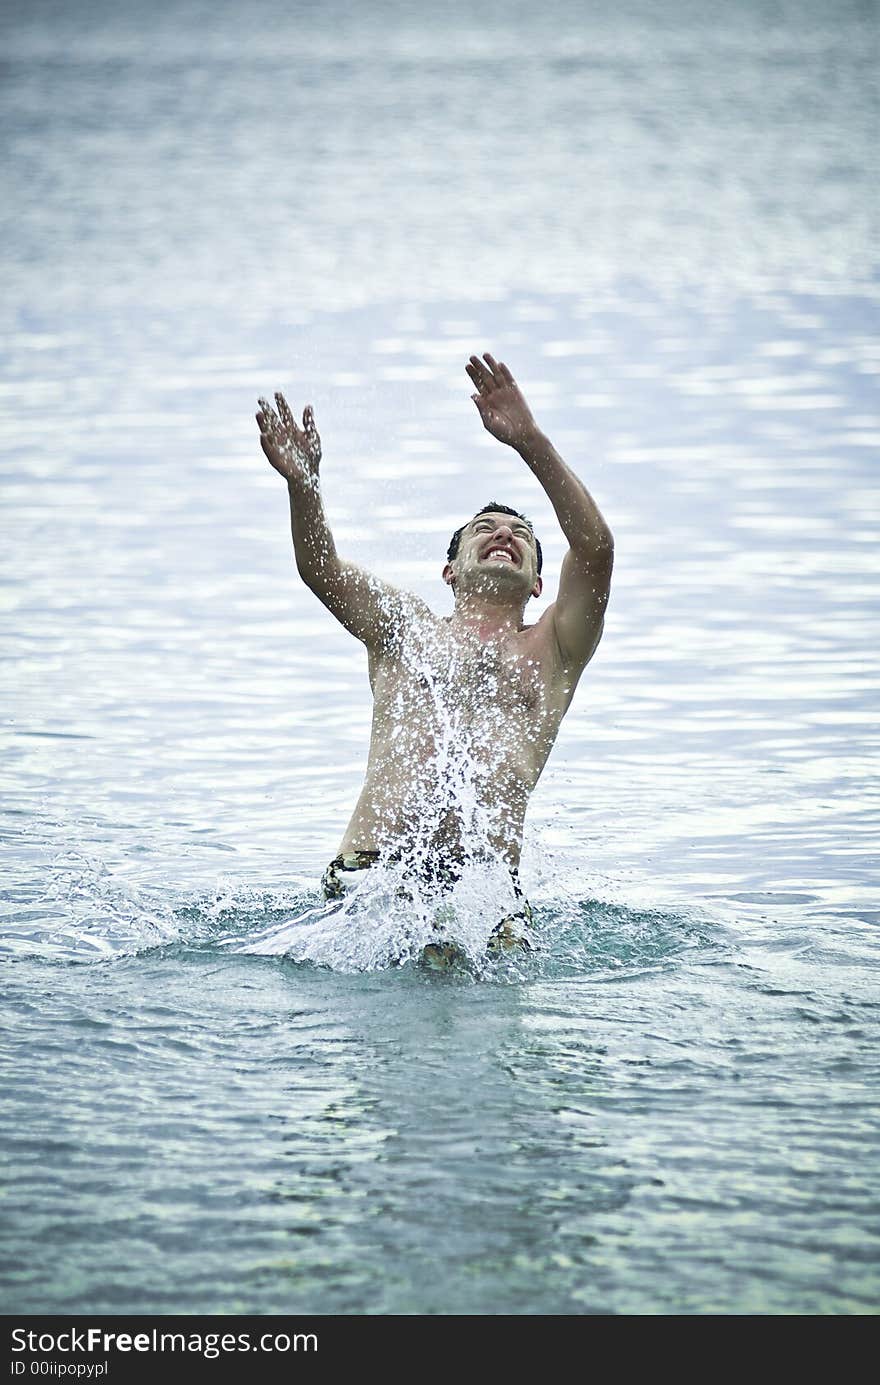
left=256, top=393, right=322, bottom=487
left=257, top=392, right=430, bottom=649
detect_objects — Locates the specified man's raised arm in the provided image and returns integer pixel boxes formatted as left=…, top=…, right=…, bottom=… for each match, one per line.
left=256, top=392, right=417, bottom=648
left=466, top=353, right=614, bottom=669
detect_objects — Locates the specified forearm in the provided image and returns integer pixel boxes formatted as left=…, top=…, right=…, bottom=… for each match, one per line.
left=517, top=430, right=613, bottom=557
left=285, top=474, right=415, bottom=646
left=287, top=478, right=341, bottom=584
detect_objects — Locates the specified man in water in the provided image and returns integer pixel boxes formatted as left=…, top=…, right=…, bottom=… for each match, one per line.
left=256, top=353, right=613, bottom=961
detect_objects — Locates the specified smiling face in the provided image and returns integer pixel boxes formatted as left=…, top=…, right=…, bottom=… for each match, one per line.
left=443, top=512, right=543, bottom=602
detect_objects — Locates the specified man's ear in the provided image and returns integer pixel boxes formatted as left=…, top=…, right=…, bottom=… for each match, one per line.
left=442, top=562, right=456, bottom=589
left=530, top=575, right=543, bottom=600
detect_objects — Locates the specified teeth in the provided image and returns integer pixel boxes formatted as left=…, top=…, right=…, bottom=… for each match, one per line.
left=487, top=550, right=513, bottom=562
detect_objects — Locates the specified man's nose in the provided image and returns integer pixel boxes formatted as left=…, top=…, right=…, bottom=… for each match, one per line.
left=492, top=524, right=514, bottom=541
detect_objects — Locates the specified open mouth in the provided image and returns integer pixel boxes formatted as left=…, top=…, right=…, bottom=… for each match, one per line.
left=482, top=547, right=519, bottom=566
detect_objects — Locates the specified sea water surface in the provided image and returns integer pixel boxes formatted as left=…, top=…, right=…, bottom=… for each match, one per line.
left=1, top=0, right=879, bottom=1314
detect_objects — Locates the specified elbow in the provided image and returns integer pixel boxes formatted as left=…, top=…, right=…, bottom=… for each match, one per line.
left=569, top=525, right=613, bottom=571
left=295, top=552, right=315, bottom=584
left=296, top=561, right=325, bottom=594
left=296, top=553, right=339, bottom=595
left=593, top=525, right=614, bottom=569
left=574, top=520, right=613, bottom=558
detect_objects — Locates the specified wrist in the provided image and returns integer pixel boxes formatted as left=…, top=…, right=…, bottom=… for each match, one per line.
left=287, top=470, right=321, bottom=497
left=515, top=427, right=550, bottom=461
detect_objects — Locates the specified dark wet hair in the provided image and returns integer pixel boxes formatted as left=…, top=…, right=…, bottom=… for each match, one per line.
left=447, top=502, right=543, bottom=573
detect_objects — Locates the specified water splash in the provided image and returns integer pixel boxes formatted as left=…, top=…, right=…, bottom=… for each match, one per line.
left=225, top=854, right=532, bottom=973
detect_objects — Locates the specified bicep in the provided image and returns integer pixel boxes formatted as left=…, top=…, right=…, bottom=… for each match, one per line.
left=551, top=544, right=613, bottom=670
left=302, top=561, right=426, bottom=648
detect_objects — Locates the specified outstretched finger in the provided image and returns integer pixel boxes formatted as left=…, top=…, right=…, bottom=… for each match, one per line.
left=470, top=355, right=495, bottom=392
left=275, top=392, right=298, bottom=434
left=466, top=357, right=493, bottom=395
left=484, top=353, right=513, bottom=386
left=302, top=404, right=318, bottom=434
left=258, top=397, right=281, bottom=430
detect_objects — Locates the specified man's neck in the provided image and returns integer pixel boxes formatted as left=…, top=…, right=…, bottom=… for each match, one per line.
left=450, top=591, right=527, bottom=641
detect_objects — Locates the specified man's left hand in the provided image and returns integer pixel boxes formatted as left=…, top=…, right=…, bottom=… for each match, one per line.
left=466, top=353, right=540, bottom=450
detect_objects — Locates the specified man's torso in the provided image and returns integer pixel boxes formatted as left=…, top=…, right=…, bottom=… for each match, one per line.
left=338, top=605, right=580, bottom=865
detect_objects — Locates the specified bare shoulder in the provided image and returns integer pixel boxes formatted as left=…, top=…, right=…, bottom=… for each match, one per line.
left=399, top=588, right=436, bottom=623
left=366, top=587, right=439, bottom=659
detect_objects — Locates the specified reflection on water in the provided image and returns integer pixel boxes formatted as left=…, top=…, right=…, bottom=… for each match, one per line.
left=2, top=0, right=879, bottom=1317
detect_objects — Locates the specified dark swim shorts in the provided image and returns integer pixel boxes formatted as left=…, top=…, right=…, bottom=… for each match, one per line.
left=321, top=850, right=533, bottom=960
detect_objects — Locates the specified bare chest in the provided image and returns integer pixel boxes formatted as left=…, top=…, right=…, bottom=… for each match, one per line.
left=376, top=624, right=555, bottom=727
left=437, top=641, right=541, bottom=715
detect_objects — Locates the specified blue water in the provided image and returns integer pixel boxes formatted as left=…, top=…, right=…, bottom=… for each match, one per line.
left=1, top=0, right=878, bottom=1313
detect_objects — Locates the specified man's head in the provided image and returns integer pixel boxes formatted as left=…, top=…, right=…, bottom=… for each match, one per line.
left=443, top=503, right=543, bottom=602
